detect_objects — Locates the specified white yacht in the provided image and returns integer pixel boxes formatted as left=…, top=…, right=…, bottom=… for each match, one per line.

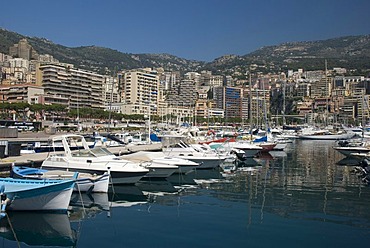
left=162, top=141, right=228, bottom=169
left=120, top=151, right=199, bottom=175
left=41, top=134, right=149, bottom=185
left=227, top=142, right=263, bottom=157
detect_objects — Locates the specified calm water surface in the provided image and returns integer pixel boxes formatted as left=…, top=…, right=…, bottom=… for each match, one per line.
left=1, top=140, right=370, bottom=247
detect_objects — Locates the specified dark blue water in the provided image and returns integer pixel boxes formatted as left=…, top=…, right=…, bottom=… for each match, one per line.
left=1, top=140, right=370, bottom=247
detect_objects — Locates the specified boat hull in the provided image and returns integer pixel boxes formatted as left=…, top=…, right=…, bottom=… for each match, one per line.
left=143, top=167, right=178, bottom=178
left=6, top=188, right=73, bottom=211
left=256, top=142, right=277, bottom=152
left=179, top=157, right=224, bottom=169
left=233, top=148, right=261, bottom=157
left=41, top=165, right=146, bottom=185
left=229, top=143, right=262, bottom=157
left=299, top=133, right=355, bottom=140
left=74, top=173, right=109, bottom=193
left=11, top=166, right=109, bottom=193
left=174, top=165, right=198, bottom=174
left=0, top=178, right=74, bottom=211
left=333, top=146, right=370, bottom=157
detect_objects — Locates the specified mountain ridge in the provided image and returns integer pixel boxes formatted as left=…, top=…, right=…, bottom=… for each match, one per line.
left=1, top=28, right=369, bottom=75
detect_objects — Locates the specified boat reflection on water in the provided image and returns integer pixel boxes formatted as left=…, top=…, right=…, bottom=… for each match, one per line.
left=136, top=180, right=181, bottom=208
left=336, top=156, right=362, bottom=166
left=269, top=150, right=288, bottom=158
left=108, top=185, right=148, bottom=208
left=0, top=212, right=77, bottom=247
left=238, top=157, right=261, bottom=167
left=256, top=152, right=274, bottom=160
left=189, top=168, right=224, bottom=180
left=69, top=193, right=111, bottom=219
left=167, top=173, right=197, bottom=187
left=235, top=158, right=263, bottom=175
left=137, top=180, right=178, bottom=195
left=166, top=168, right=224, bottom=188
left=70, top=192, right=110, bottom=210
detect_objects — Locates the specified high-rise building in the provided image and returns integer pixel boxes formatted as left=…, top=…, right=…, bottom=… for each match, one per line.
left=250, top=88, right=270, bottom=127
left=213, top=86, right=243, bottom=120
left=37, top=63, right=104, bottom=109
left=310, top=76, right=333, bottom=98
left=103, top=76, right=120, bottom=112
left=9, top=39, right=38, bottom=60
left=209, top=75, right=223, bottom=88
left=120, top=68, right=159, bottom=115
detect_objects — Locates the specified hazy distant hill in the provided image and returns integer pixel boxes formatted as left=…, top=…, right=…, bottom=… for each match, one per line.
left=204, top=35, right=370, bottom=75
left=0, top=28, right=204, bottom=74
left=1, top=28, right=369, bottom=75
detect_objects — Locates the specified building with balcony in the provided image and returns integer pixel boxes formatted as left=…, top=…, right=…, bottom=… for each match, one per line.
left=0, top=84, right=44, bottom=104
left=310, top=77, right=333, bottom=98
left=37, top=63, right=104, bottom=109
left=120, top=68, right=160, bottom=116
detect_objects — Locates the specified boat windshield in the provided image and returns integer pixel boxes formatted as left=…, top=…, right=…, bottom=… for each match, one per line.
left=71, top=149, right=95, bottom=157
left=90, top=147, right=114, bottom=157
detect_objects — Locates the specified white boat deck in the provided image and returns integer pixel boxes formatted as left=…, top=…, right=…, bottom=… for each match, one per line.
left=0, top=142, right=162, bottom=169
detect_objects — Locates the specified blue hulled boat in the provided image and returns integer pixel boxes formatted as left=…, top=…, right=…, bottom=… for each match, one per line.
left=0, top=175, right=76, bottom=215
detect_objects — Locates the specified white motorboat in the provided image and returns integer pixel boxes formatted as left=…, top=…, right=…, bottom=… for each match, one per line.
left=120, top=152, right=178, bottom=178
left=207, top=142, right=245, bottom=161
left=120, top=151, right=199, bottom=175
left=11, top=165, right=110, bottom=193
left=298, top=127, right=356, bottom=140
left=162, top=141, right=227, bottom=169
left=41, top=134, right=149, bottom=185
left=333, top=140, right=370, bottom=157
left=227, top=142, right=263, bottom=157
left=299, top=132, right=356, bottom=140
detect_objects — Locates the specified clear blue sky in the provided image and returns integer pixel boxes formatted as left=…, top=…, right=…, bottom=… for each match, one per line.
left=1, top=0, right=369, bottom=62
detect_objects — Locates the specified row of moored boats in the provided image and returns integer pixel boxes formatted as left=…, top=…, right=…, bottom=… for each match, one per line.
left=1, top=124, right=365, bottom=215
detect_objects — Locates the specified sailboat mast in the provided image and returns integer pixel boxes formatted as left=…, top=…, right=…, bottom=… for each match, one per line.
left=325, top=59, right=328, bottom=126
left=249, top=67, right=252, bottom=128
left=283, top=79, right=286, bottom=125
left=107, top=71, right=115, bottom=133
left=262, top=79, right=268, bottom=130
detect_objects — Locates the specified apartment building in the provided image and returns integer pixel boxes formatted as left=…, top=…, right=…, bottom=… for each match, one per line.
left=120, top=68, right=159, bottom=115
left=0, top=84, right=44, bottom=104
left=209, top=75, right=224, bottom=88
left=249, top=88, right=270, bottom=126
left=9, top=39, right=38, bottom=61
left=310, top=76, right=333, bottom=98
left=166, top=79, right=198, bottom=108
left=160, top=71, right=181, bottom=91
left=103, top=76, right=120, bottom=112
left=195, top=99, right=223, bottom=119
left=37, top=63, right=104, bottom=109
left=213, top=86, right=243, bottom=120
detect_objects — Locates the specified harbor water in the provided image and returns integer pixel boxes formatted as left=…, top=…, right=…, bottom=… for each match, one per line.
left=1, top=139, right=370, bottom=247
